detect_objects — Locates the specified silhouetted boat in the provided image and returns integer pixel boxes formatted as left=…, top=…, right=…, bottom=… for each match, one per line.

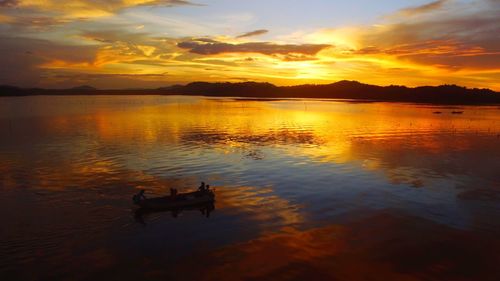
left=451, top=111, right=464, bottom=114
left=133, top=190, right=215, bottom=210
left=433, top=111, right=442, bottom=114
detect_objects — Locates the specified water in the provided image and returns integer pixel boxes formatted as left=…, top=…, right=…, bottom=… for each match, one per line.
left=0, top=95, right=499, bottom=281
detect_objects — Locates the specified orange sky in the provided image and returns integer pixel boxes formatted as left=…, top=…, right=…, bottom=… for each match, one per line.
left=0, top=0, right=498, bottom=90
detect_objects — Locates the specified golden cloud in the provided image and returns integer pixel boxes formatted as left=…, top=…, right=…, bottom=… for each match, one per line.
left=0, top=0, right=498, bottom=90
left=1, top=0, right=195, bottom=20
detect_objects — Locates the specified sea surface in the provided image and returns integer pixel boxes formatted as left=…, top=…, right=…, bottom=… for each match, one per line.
left=0, top=95, right=499, bottom=281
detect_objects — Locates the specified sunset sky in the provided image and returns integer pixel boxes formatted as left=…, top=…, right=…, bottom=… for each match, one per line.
left=0, top=0, right=498, bottom=89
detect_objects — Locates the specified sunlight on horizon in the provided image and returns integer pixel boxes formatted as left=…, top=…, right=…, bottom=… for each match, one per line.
left=0, top=0, right=498, bottom=90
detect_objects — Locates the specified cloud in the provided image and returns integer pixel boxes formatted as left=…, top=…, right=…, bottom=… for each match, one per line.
left=178, top=39, right=331, bottom=56
left=353, top=40, right=491, bottom=57
left=2, top=0, right=195, bottom=10
left=0, top=0, right=18, bottom=7
left=138, top=0, right=195, bottom=7
left=192, top=37, right=219, bottom=43
left=0, top=15, right=70, bottom=29
left=53, top=72, right=168, bottom=78
left=352, top=0, right=500, bottom=71
left=44, top=72, right=169, bottom=80
left=38, top=71, right=173, bottom=89
left=73, top=30, right=187, bottom=70
left=394, top=0, right=449, bottom=17
left=296, top=0, right=500, bottom=89
left=80, top=30, right=150, bottom=44
left=1, top=0, right=498, bottom=90
left=0, top=36, right=98, bottom=87
left=0, top=0, right=197, bottom=23
left=236, top=29, right=269, bottom=38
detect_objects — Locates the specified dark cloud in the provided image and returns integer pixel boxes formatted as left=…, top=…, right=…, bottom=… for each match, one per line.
left=280, top=54, right=319, bottom=61
left=44, top=72, right=168, bottom=80
left=40, top=70, right=168, bottom=89
left=178, top=39, right=331, bottom=56
left=1, top=16, right=70, bottom=29
left=138, top=0, right=196, bottom=7
left=236, top=29, right=269, bottom=38
left=124, top=59, right=172, bottom=67
left=0, top=36, right=97, bottom=87
left=81, top=30, right=150, bottom=43
left=0, top=0, right=18, bottom=7
left=38, top=71, right=173, bottom=89
left=192, top=37, right=219, bottom=43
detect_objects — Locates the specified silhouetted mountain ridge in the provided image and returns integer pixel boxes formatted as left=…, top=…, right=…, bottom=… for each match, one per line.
left=1, top=81, right=499, bottom=105
left=159, top=81, right=278, bottom=96
left=70, top=85, right=97, bottom=91
left=158, top=81, right=499, bottom=104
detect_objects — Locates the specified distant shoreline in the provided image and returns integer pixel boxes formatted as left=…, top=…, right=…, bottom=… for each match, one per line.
left=1, top=80, right=499, bottom=105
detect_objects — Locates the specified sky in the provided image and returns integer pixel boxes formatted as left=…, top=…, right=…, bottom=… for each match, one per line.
left=0, top=0, right=499, bottom=89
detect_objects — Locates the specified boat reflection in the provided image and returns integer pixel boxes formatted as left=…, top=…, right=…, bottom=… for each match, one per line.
left=134, top=201, right=216, bottom=224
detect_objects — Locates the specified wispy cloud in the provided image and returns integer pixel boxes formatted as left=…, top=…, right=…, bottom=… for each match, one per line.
left=0, top=0, right=197, bottom=22
left=0, top=0, right=18, bottom=7
left=0, top=0, right=498, bottom=90
left=394, top=0, right=449, bottom=17
left=236, top=29, right=269, bottom=38
left=354, top=1, right=500, bottom=72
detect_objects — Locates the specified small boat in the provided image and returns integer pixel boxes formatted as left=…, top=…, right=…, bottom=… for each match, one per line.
left=433, top=111, right=442, bottom=114
left=133, top=189, right=215, bottom=210
left=451, top=111, right=464, bottom=114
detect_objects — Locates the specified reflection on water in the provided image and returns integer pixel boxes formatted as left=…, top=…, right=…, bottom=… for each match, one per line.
left=171, top=211, right=500, bottom=281
left=135, top=201, right=215, bottom=224
left=0, top=96, right=499, bottom=280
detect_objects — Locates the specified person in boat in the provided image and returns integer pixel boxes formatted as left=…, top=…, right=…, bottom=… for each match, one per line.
left=206, top=185, right=210, bottom=191
left=198, top=182, right=206, bottom=192
left=138, top=189, right=146, bottom=199
left=133, top=189, right=146, bottom=204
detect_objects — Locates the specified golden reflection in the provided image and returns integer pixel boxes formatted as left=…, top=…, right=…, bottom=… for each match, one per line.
left=18, top=97, right=499, bottom=190
left=215, top=186, right=303, bottom=227
left=1, top=97, right=499, bottom=281
left=172, top=211, right=500, bottom=281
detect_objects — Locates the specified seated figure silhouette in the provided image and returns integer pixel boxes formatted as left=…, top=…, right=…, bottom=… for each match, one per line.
left=198, top=182, right=206, bottom=191
left=133, top=189, right=146, bottom=204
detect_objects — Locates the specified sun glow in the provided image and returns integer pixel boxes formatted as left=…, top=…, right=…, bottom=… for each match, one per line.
left=0, top=0, right=498, bottom=90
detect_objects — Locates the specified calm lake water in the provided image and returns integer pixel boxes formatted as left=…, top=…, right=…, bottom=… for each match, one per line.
left=1, top=95, right=499, bottom=281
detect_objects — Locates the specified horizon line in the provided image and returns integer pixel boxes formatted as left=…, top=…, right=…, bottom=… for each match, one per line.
left=1, top=80, right=498, bottom=92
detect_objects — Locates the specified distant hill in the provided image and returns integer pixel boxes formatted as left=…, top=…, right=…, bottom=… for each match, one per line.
left=70, top=85, right=97, bottom=91
left=158, top=82, right=278, bottom=96
left=0, top=85, right=25, bottom=96
left=159, top=80, right=500, bottom=104
left=1, top=81, right=499, bottom=105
